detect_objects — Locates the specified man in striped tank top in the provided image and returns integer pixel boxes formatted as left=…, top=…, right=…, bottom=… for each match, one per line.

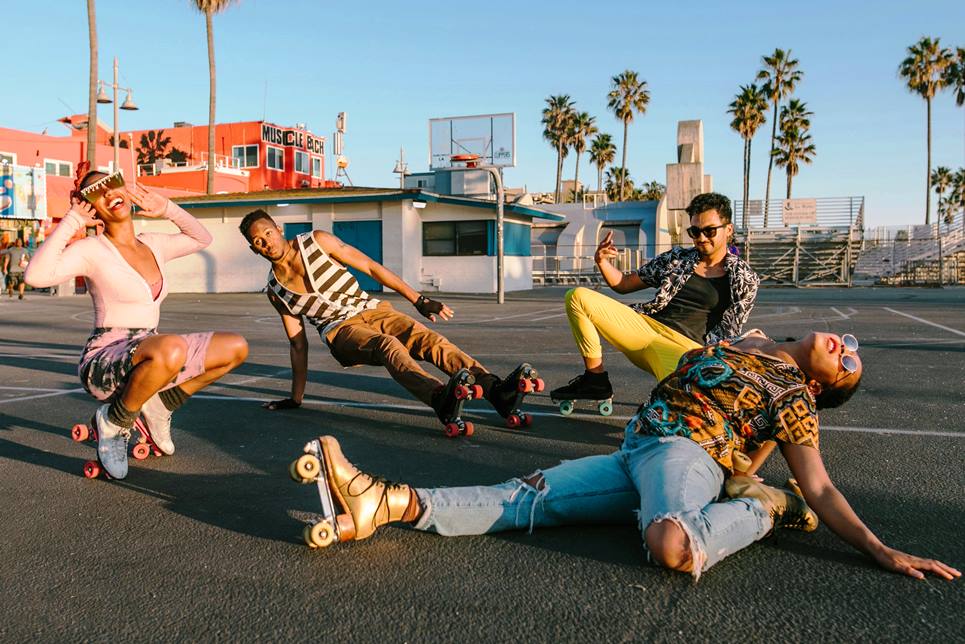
left=240, top=210, right=536, bottom=432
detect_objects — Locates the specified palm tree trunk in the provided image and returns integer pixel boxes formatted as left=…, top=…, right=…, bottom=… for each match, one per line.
left=573, top=151, right=581, bottom=204
left=86, top=0, right=98, bottom=166
left=555, top=142, right=563, bottom=203
left=597, top=165, right=603, bottom=194
left=786, top=172, right=793, bottom=199
left=764, top=101, right=778, bottom=227
left=925, top=97, right=932, bottom=225
left=205, top=8, right=216, bottom=195
left=742, top=138, right=750, bottom=229
left=620, top=121, right=629, bottom=201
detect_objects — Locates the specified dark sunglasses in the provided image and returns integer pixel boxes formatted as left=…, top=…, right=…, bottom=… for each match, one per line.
left=686, top=224, right=727, bottom=239
left=79, top=171, right=125, bottom=204
left=840, top=334, right=859, bottom=373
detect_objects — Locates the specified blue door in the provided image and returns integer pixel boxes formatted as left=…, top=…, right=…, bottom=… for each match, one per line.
left=332, top=220, right=383, bottom=292
left=283, top=222, right=312, bottom=240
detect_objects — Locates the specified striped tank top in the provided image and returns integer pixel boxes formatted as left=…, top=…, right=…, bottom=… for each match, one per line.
left=267, top=231, right=379, bottom=336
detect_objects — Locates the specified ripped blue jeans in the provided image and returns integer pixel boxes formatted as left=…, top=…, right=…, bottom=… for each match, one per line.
left=413, top=427, right=771, bottom=577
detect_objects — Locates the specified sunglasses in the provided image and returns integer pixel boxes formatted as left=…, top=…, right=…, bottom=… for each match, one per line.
left=686, top=224, right=727, bottom=239
left=79, top=171, right=125, bottom=204
left=839, top=333, right=860, bottom=373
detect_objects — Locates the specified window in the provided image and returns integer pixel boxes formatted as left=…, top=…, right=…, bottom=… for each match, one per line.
left=0, top=152, right=15, bottom=167
left=423, top=221, right=488, bottom=256
left=294, top=150, right=309, bottom=174
left=311, top=157, right=322, bottom=178
left=266, top=146, right=284, bottom=171
left=231, top=144, right=258, bottom=168
left=44, top=159, right=73, bottom=177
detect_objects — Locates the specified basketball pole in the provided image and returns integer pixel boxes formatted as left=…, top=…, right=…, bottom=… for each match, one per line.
left=488, top=167, right=505, bottom=304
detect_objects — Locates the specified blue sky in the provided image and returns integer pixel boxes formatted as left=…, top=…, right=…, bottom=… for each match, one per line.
left=4, top=0, right=965, bottom=226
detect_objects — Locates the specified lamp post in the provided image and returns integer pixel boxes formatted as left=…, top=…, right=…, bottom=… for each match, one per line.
left=97, top=56, right=138, bottom=174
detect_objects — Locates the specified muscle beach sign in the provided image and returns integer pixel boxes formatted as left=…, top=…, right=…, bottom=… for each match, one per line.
left=261, top=124, right=324, bottom=155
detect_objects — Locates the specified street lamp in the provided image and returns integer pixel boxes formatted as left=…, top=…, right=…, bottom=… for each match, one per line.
left=97, top=56, right=138, bottom=173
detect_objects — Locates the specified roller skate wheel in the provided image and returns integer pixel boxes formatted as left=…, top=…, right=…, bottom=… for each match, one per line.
left=132, top=442, right=150, bottom=460
left=305, top=520, right=337, bottom=548
left=517, top=379, right=533, bottom=393
left=507, top=414, right=521, bottom=429
left=599, top=400, right=613, bottom=416
left=292, top=454, right=321, bottom=483
left=559, top=400, right=574, bottom=416
left=454, top=384, right=470, bottom=400
left=444, top=423, right=461, bottom=438
left=71, top=424, right=90, bottom=442
left=463, top=422, right=474, bottom=437
left=472, top=384, right=483, bottom=399
left=534, top=378, right=545, bottom=393
left=522, top=413, right=533, bottom=427
left=83, top=460, right=101, bottom=479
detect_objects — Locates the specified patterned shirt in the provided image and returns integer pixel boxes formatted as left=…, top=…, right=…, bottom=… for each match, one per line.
left=267, top=231, right=379, bottom=336
left=633, top=247, right=760, bottom=344
left=633, top=344, right=820, bottom=472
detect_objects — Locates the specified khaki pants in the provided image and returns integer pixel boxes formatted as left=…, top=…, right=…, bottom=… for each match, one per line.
left=565, top=287, right=701, bottom=381
left=327, top=302, right=486, bottom=405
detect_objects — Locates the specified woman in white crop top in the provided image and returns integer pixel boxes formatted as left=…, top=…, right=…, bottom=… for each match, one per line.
left=26, top=164, right=248, bottom=480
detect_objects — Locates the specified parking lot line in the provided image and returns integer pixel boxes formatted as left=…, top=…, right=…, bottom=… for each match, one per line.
left=884, top=307, right=965, bottom=337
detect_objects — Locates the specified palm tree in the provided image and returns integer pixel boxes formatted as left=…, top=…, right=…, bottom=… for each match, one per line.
left=193, top=0, right=239, bottom=194
left=86, top=0, right=98, bottom=166
left=949, top=168, right=965, bottom=231
left=637, top=180, right=665, bottom=201
left=604, top=166, right=633, bottom=202
left=607, top=70, right=650, bottom=201
left=568, top=112, right=597, bottom=202
left=773, top=125, right=816, bottom=198
left=932, top=166, right=953, bottom=224
left=899, top=37, right=954, bottom=225
left=757, top=49, right=803, bottom=226
left=588, top=134, right=616, bottom=194
left=727, top=84, right=768, bottom=228
left=948, top=48, right=965, bottom=106
left=542, top=95, right=576, bottom=203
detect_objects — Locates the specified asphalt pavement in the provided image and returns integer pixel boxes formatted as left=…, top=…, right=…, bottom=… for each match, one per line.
left=1, top=286, right=963, bottom=642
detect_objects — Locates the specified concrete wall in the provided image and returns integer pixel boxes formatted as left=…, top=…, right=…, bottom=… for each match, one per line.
left=149, top=199, right=534, bottom=294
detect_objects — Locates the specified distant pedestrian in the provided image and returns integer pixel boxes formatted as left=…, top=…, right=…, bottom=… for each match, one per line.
left=1, top=238, right=31, bottom=299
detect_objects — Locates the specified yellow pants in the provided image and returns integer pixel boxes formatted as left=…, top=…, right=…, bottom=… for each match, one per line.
left=564, top=287, right=701, bottom=381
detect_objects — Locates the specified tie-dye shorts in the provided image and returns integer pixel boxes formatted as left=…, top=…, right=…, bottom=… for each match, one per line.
left=78, top=327, right=213, bottom=401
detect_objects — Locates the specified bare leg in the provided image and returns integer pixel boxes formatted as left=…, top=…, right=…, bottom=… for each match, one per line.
left=177, top=332, right=248, bottom=395
left=119, top=334, right=189, bottom=411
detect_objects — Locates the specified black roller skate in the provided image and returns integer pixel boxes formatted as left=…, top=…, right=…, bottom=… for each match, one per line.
left=485, top=363, right=544, bottom=429
left=549, top=370, right=614, bottom=417
left=431, top=368, right=483, bottom=437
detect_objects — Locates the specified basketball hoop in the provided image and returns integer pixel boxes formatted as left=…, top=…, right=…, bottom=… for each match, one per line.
left=450, top=153, right=482, bottom=168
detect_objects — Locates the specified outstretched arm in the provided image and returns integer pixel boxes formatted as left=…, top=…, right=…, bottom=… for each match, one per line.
left=316, top=230, right=454, bottom=322
left=781, top=442, right=960, bottom=581
left=264, top=291, right=308, bottom=410
left=24, top=198, right=96, bottom=287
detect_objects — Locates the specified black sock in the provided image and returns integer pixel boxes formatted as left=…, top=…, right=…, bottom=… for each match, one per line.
left=158, top=386, right=190, bottom=412
left=107, top=398, right=139, bottom=429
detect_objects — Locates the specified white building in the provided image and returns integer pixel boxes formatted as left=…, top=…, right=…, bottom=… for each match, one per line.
left=137, top=186, right=562, bottom=294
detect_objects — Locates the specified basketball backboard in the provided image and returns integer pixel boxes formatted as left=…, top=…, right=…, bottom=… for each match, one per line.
left=429, top=113, right=515, bottom=169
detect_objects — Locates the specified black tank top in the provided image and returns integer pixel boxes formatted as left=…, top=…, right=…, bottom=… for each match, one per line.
left=651, top=273, right=731, bottom=343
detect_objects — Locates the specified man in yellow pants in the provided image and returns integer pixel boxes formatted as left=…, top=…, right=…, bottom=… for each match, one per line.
left=551, top=193, right=760, bottom=409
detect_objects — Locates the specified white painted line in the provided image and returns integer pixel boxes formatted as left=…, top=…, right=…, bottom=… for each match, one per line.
left=0, top=353, right=76, bottom=361
left=884, top=308, right=965, bottom=337
left=0, top=388, right=85, bottom=405
left=830, top=306, right=857, bottom=320
left=190, top=394, right=965, bottom=438
left=452, top=307, right=563, bottom=324
left=0, top=386, right=68, bottom=392
left=528, top=312, right=567, bottom=322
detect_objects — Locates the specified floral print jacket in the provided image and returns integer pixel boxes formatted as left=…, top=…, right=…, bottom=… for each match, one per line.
left=631, top=247, right=760, bottom=344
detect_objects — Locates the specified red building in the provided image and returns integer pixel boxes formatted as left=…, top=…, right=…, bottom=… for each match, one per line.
left=122, top=120, right=336, bottom=193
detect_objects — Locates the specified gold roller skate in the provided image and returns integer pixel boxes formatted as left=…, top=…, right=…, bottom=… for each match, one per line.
left=724, top=476, right=819, bottom=533
left=289, top=436, right=413, bottom=549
